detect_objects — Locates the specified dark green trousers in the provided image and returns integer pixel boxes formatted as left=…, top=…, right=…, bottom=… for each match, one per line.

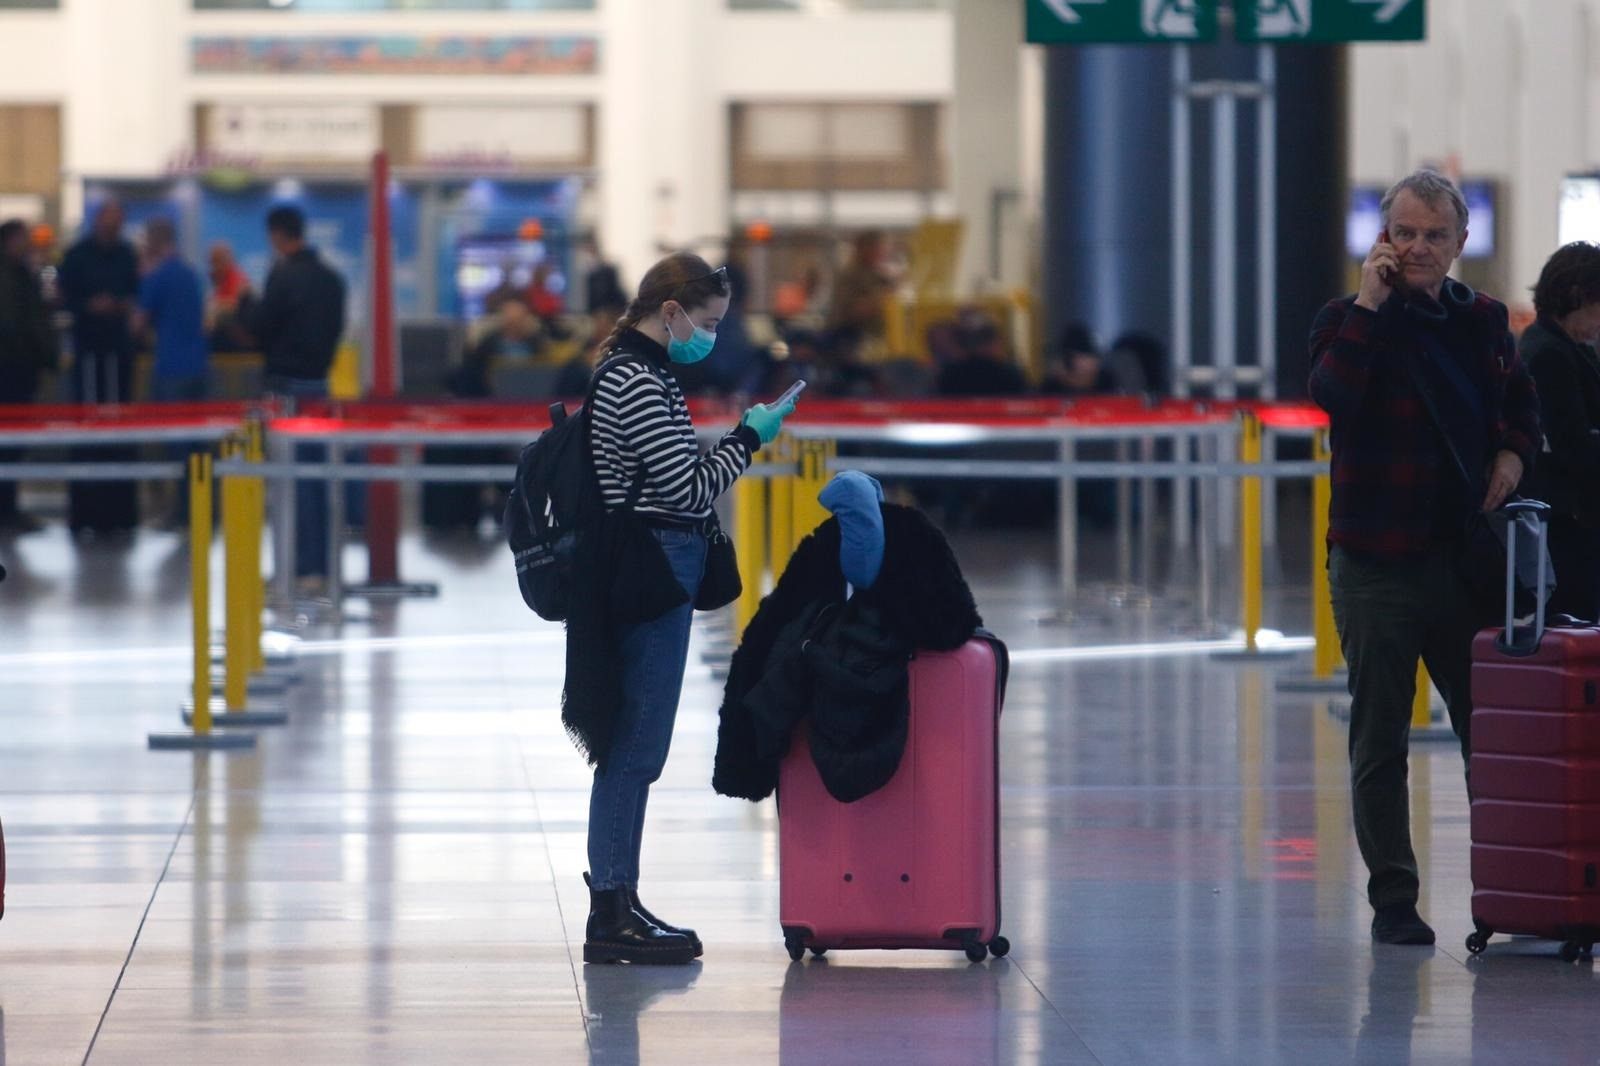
left=1329, top=545, right=1484, bottom=910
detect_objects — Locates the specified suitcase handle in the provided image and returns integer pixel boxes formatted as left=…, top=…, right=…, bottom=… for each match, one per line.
left=1500, top=499, right=1552, bottom=654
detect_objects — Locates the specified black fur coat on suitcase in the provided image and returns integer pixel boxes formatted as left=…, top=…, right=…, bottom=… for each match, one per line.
left=713, top=504, right=981, bottom=803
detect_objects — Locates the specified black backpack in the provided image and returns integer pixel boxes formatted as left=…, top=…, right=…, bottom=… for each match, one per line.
left=505, top=353, right=646, bottom=621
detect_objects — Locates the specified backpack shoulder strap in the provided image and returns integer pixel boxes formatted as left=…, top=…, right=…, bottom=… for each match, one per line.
left=585, top=347, right=659, bottom=511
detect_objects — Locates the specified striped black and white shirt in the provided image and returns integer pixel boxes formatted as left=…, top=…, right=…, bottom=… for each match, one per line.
left=588, top=333, right=760, bottom=522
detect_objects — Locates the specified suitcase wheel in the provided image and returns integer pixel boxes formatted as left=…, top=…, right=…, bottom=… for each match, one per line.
left=785, top=937, right=805, bottom=962
left=989, top=936, right=1011, bottom=959
left=1559, top=940, right=1593, bottom=963
left=1465, top=931, right=1491, bottom=956
left=809, top=947, right=828, bottom=959
left=964, top=940, right=989, bottom=963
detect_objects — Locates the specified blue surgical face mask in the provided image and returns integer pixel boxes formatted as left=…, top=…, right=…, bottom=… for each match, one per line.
left=665, top=305, right=717, bottom=365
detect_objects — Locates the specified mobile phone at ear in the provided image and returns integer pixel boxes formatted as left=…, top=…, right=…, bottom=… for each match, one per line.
left=773, top=380, right=807, bottom=408
left=1376, top=229, right=1397, bottom=284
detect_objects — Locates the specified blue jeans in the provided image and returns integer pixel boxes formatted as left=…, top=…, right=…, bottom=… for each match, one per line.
left=266, top=377, right=329, bottom=579
left=587, top=527, right=707, bottom=891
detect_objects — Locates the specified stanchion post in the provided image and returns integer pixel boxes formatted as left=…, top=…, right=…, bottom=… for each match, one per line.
left=1311, top=427, right=1341, bottom=679
left=191, top=453, right=215, bottom=736
left=223, top=437, right=250, bottom=711
left=245, top=419, right=267, bottom=674
left=151, top=455, right=254, bottom=750
left=1240, top=412, right=1264, bottom=652
left=1412, top=661, right=1433, bottom=730
left=733, top=472, right=766, bottom=637
left=768, top=435, right=796, bottom=575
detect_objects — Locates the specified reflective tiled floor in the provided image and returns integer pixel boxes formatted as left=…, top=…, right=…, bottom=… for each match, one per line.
left=4, top=521, right=1600, bottom=1065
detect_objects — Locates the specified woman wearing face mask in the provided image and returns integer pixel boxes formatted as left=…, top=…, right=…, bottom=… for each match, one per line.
left=569, top=251, right=797, bottom=965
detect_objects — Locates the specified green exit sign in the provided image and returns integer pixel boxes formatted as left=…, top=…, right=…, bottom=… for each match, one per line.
left=1235, top=0, right=1425, bottom=43
left=1026, top=0, right=1219, bottom=44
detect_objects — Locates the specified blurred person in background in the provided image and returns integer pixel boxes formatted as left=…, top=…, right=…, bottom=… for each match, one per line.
left=827, top=231, right=894, bottom=351
left=254, top=204, right=347, bottom=593
left=138, top=219, right=208, bottom=405
left=59, top=199, right=138, bottom=404
left=60, top=200, right=141, bottom=537
left=136, top=218, right=210, bottom=530
left=936, top=309, right=1027, bottom=397
left=1040, top=322, right=1113, bottom=396
left=525, top=260, right=566, bottom=323
left=1522, top=241, right=1600, bottom=622
left=0, top=219, right=59, bottom=534
left=583, top=237, right=627, bottom=319
left=206, top=241, right=256, bottom=352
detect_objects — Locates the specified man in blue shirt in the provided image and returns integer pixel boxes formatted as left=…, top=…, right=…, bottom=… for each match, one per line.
left=136, top=218, right=209, bottom=528
left=138, top=218, right=208, bottom=403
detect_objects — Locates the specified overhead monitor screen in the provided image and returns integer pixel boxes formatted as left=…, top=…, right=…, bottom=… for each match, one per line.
left=1560, top=176, right=1600, bottom=246
left=1348, top=180, right=1496, bottom=259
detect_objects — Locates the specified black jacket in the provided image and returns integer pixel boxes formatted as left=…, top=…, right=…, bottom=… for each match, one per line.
left=1523, top=317, right=1600, bottom=529
left=0, top=256, right=57, bottom=381
left=58, top=235, right=138, bottom=356
left=253, top=248, right=347, bottom=381
left=713, top=505, right=982, bottom=803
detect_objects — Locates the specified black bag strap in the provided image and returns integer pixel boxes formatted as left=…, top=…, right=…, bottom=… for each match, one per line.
left=1400, top=345, right=1482, bottom=497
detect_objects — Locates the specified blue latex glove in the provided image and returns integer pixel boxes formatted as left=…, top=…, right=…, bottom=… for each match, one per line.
left=741, top=399, right=797, bottom=446
left=819, top=471, right=886, bottom=590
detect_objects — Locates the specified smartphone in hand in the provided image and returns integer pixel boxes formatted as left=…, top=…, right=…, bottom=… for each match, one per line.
left=772, top=379, right=807, bottom=409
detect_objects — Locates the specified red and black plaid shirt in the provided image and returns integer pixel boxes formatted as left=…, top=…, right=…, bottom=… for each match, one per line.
left=1308, top=285, right=1541, bottom=559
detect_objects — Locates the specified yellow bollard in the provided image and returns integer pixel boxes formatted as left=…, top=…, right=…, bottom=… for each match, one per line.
left=189, top=453, right=214, bottom=737
left=223, top=437, right=251, bottom=712
left=1311, top=427, right=1342, bottom=679
left=244, top=419, right=267, bottom=675
left=768, top=435, right=796, bottom=576
left=1413, top=661, right=1434, bottom=729
left=791, top=439, right=834, bottom=546
left=733, top=473, right=767, bottom=638
left=1240, top=413, right=1264, bottom=653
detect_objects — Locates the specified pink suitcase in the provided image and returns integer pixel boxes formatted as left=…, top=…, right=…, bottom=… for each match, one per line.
left=1467, top=500, right=1600, bottom=962
left=778, top=632, right=1008, bottom=962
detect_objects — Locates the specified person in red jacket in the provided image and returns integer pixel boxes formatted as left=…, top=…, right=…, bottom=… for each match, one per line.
left=1309, top=169, right=1541, bottom=947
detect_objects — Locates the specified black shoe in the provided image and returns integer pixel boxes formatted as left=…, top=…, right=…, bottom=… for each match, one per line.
left=582, top=871, right=703, bottom=958
left=1372, top=904, right=1436, bottom=946
left=583, top=880, right=697, bottom=965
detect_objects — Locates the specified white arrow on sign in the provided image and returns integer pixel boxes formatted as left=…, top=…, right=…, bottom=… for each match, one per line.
left=1040, top=0, right=1108, bottom=24
left=1353, top=0, right=1415, bottom=23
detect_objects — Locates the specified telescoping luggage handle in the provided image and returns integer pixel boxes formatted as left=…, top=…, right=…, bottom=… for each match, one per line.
left=1501, top=499, right=1552, bottom=653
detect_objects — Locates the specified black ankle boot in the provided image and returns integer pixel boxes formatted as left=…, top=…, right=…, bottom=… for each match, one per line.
left=629, top=889, right=703, bottom=958
left=583, top=881, right=696, bottom=965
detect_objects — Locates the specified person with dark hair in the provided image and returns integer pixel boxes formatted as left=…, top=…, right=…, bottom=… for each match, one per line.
left=935, top=309, right=1026, bottom=397
left=1522, top=241, right=1600, bottom=620
left=253, top=204, right=347, bottom=591
left=1310, top=168, right=1541, bottom=947
left=59, top=200, right=141, bottom=535
left=566, top=251, right=797, bottom=966
left=1040, top=321, right=1111, bottom=396
left=59, top=200, right=138, bottom=405
left=0, top=218, right=58, bottom=533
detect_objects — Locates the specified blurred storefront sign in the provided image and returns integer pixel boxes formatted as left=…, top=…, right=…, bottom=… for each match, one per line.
left=190, top=35, right=600, bottom=76
left=207, top=103, right=379, bottom=165
left=415, top=104, right=590, bottom=169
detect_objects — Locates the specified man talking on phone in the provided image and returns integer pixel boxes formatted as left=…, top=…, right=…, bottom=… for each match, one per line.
left=1309, top=169, right=1541, bottom=946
